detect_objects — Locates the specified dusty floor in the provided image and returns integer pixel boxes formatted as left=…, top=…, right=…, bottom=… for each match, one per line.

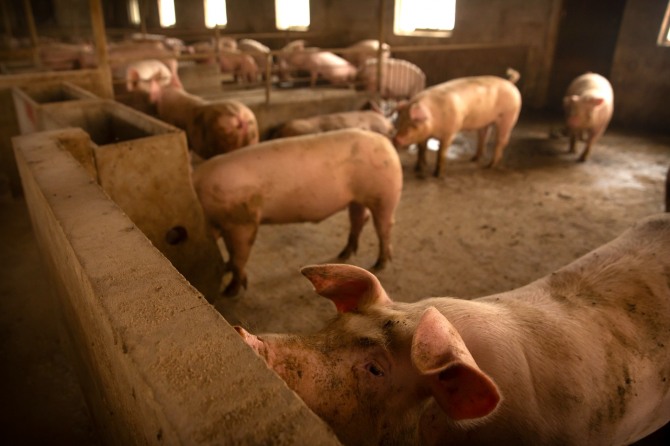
left=2, top=110, right=670, bottom=444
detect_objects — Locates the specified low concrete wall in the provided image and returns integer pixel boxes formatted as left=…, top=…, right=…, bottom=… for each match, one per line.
left=13, top=128, right=341, bottom=445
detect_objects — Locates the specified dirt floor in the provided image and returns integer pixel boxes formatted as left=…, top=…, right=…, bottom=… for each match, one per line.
left=2, top=110, right=670, bottom=444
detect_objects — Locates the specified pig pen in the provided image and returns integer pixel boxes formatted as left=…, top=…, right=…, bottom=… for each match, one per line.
left=4, top=105, right=670, bottom=444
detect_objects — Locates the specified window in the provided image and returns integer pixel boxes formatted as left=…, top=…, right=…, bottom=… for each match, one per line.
left=204, top=0, right=228, bottom=28
left=659, top=1, right=670, bottom=46
left=158, top=0, right=176, bottom=27
left=394, top=0, right=455, bottom=37
left=128, top=0, right=140, bottom=25
left=275, top=0, right=310, bottom=31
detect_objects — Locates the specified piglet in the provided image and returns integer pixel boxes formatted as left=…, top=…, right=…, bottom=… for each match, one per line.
left=393, top=69, right=522, bottom=177
left=236, top=213, right=670, bottom=445
left=192, top=128, right=402, bottom=296
left=563, top=72, right=614, bottom=162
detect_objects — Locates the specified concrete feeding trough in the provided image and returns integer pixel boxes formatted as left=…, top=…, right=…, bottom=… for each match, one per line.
left=11, top=81, right=100, bottom=134
left=12, top=84, right=224, bottom=300
left=12, top=128, right=340, bottom=444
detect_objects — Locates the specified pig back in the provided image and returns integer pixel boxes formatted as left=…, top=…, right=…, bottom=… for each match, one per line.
left=194, top=129, right=402, bottom=224
left=421, top=75, right=522, bottom=131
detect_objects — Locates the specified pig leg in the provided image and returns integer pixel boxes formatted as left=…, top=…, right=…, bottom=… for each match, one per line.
left=488, top=115, right=517, bottom=168
left=338, top=202, right=370, bottom=260
left=568, top=132, right=578, bottom=153
left=370, top=203, right=396, bottom=270
left=578, top=128, right=603, bottom=162
left=472, top=126, right=492, bottom=163
left=310, top=70, right=319, bottom=88
left=434, top=134, right=456, bottom=178
left=415, top=140, right=429, bottom=175
left=220, top=224, right=258, bottom=296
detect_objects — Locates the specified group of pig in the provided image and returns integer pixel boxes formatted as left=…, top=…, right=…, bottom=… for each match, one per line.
left=126, top=49, right=667, bottom=445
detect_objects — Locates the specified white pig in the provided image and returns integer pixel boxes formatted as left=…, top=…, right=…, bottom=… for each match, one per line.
left=148, top=79, right=258, bottom=158
left=236, top=213, right=670, bottom=445
left=563, top=72, right=614, bottom=162
left=219, top=48, right=260, bottom=84
left=393, top=69, right=522, bottom=177
left=273, top=110, right=394, bottom=139
left=192, top=128, right=403, bottom=296
left=280, top=44, right=357, bottom=87
left=341, top=39, right=391, bottom=68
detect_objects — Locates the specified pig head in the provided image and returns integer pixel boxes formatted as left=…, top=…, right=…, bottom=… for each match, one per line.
left=190, top=101, right=259, bottom=159
left=236, top=213, right=670, bottom=445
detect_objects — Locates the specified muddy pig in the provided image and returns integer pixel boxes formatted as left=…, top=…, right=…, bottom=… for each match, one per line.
left=393, top=69, right=522, bottom=178
left=192, top=128, right=402, bottom=296
left=563, top=72, right=614, bottom=162
left=236, top=213, right=670, bottom=445
left=273, top=110, right=394, bottom=139
left=148, top=78, right=258, bottom=158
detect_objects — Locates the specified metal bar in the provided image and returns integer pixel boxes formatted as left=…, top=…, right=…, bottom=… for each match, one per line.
left=376, top=0, right=386, bottom=98
left=22, top=0, right=39, bottom=67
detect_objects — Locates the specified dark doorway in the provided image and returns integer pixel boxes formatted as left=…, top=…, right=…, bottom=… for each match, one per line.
left=546, top=0, right=627, bottom=111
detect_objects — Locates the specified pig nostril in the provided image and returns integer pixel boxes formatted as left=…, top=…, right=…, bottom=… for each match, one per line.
left=165, top=226, right=188, bottom=245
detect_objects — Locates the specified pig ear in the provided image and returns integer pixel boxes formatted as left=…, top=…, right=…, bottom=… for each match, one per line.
left=300, top=263, right=393, bottom=313
left=409, top=103, right=428, bottom=122
left=412, top=307, right=501, bottom=421
left=586, top=96, right=604, bottom=106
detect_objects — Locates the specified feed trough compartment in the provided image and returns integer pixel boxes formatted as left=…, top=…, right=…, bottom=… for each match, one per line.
left=11, top=81, right=100, bottom=134
left=21, top=96, right=224, bottom=300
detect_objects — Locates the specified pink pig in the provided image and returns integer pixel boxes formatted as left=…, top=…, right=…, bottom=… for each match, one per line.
left=274, top=110, right=394, bottom=139
left=148, top=79, right=258, bottom=159
left=393, top=69, right=522, bottom=177
left=192, top=128, right=402, bottom=296
left=563, top=72, right=614, bottom=162
left=236, top=213, right=670, bottom=445
left=281, top=45, right=357, bottom=87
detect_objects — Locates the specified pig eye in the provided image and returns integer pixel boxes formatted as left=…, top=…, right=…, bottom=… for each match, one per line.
left=366, top=362, right=385, bottom=377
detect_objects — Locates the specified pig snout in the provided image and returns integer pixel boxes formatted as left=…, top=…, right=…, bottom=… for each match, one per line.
left=234, top=326, right=266, bottom=357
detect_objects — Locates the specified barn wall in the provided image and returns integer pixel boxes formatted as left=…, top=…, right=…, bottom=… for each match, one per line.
left=12, top=128, right=341, bottom=445
left=610, top=0, right=670, bottom=132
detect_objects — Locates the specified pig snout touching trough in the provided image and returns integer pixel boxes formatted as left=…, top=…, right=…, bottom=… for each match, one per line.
left=563, top=72, right=614, bottom=162
left=273, top=110, right=394, bottom=139
left=236, top=213, right=670, bottom=445
left=193, top=128, right=403, bottom=297
left=125, top=59, right=174, bottom=93
left=393, top=69, right=522, bottom=178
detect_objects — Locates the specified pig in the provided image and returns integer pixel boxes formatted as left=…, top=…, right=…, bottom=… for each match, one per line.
left=273, top=110, right=394, bottom=139
left=238, top=38, right=273, bottom=77
left=280, top=44, right=357, bottom=87
left=357, top=57, right=426, bottom=100
left=192, top=128, right=402, bottom=296
left=341, top=39, right=391, bottom=68
left=125, top=59, right=174, bottom=92
left=219, top=48, right=260, bottom=84
left=393, top=69, right=522, bottom=178
left=563, top=72, right=614, bottom=162
left=147, top=78, right=258, bottom=159
left=235, top=212, right=670, bottom=445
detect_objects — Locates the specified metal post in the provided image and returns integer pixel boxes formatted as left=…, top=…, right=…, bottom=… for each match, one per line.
left=140, top=0, right=148, bottom=34
left=1, top=0, right=13, bottom=40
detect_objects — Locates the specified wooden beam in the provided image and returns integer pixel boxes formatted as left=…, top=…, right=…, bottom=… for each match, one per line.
left=89, top=0, right=114, bottom=99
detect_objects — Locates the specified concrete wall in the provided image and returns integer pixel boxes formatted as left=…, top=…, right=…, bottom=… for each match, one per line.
left=610, top=0, right=670, bottom=132
left=13, top=128, right=342, bottom=445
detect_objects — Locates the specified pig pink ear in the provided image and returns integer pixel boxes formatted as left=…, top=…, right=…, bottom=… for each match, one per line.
left=587, top=96, right=604, bottom=106
left=300, top=264, right=393, bottom=313
left=409, top=103, right=428, bottom=122
left=412, top=307, right=501, bottom=421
